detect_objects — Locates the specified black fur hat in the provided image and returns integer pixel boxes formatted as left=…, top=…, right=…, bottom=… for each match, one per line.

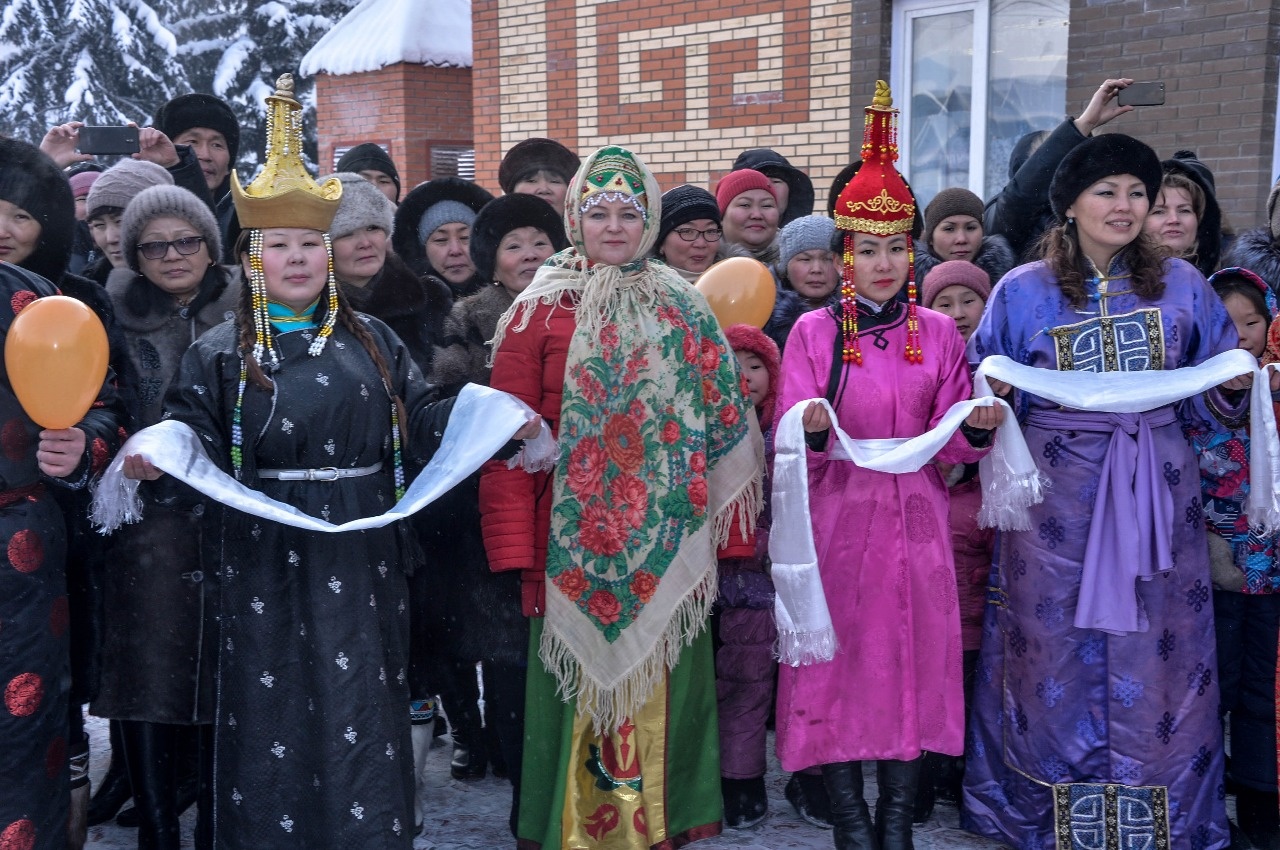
left=392, top=178, right=495, bottom=277
left=469, top=193, right=569, bottom=283
left=153, top=93, right=241, bottom=164
left=0, top=138, right=75, bottom=283
left=498, top=138, right=580, bottom=194
left=1049, top=133, right=1162, bottom=223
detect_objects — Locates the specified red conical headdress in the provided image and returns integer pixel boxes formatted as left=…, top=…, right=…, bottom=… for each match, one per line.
left=833, top=81, right=921, bottom=365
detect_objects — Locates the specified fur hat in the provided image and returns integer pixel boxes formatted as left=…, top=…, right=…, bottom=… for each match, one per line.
left=121, top=184, right=221, bottom=272
left=498, top=138, right=580, bottom=194
left=657, top=185, right=720, bottom=248
left=715, top=169, right=776, bottom=215
left=923, top=188, right=985, bottom=241
left=0, top=138, right=75, bottom=283
left=325, top=172, right=396, bottom=241
left=336, top=143, right=401, bottom=201
left=469, top=193, right=569, bottom=283
left=393, top=178, right=495, bottom=276
left=723, top=323, right=781, bottom=426
left=732, top=148, right=816, bottom=226
left=1049, top=133, right=1162, bottom=223
left=153, top=93, right=241, bottom=164
left=921, top=259, right=992, bottom=309
left=86, top=160, right=174, bottom=221
left=777, top=215, right=836, bottom=273
left=1160, top=150, right=1222, bottom=276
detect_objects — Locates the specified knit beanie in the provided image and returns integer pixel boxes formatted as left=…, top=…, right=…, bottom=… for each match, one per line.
left=923, top=188, right=985, bottom=241
left=722, top=323, right=781, bottom=425
left=777, top=215, right=836, bottom=273
left=325, top=172, right=396, bottom=241
left=657, top=185, right=720, bottom=247
left=498, top=137, right=580, bottom=194
left=122, top=184, right=221, bottom=272
left=417, top=200, right=477, bottom=245
left=69, top=170, right=100, bottom=199
left=469, top=193, right=570, bottom=283
left=731, top=148, right=816, bottom=225
left=1049, top=133, right=1162, bottom=223
left=715, top=169, right=776, bottom=215
left=86, top=160, right=174, bottom=221
left=0, top=138, right=75, bottom=284
left=336, top=143, right=401, bottom=202
left=921, top=259, right=992, bottom=309
left=152, top=93, right=241, bottom=164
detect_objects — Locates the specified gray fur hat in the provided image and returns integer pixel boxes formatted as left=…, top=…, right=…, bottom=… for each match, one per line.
left=86, top=160, right=173, bottom=221
left=122, top=184, right=221, bottom=271
left=777, top=215, right=836, bottom=273
left=325, top=172, right=396, bottom=241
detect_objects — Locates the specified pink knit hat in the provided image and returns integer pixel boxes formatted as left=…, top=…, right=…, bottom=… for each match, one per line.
left=715, top=169, right=776, bottom=215
left=921, top=260, right=992, bottom=309
left=69, top=170, right=100, bottom=199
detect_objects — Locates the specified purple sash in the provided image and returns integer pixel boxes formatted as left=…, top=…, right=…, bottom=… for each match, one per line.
left=1026, top=406, right=1178, bottom=635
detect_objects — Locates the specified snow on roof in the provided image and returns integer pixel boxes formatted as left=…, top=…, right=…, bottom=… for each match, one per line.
left=300, top=0, right=471, bottom=77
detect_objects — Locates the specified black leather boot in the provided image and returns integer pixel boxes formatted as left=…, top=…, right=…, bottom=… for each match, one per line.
left=785, top=771, right=833, bottom=828
left=821, top=762, right=878, bottom=850
left=875, top=757, right=922, bottom=850
left=88, top=719, right=133, bottom=826
left=120, top=720, right=181, bottom=850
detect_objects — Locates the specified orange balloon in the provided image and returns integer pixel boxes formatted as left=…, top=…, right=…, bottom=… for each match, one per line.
left=695, top=257, right=777, bottom=329
left=5, top=295, right=109, bottom=429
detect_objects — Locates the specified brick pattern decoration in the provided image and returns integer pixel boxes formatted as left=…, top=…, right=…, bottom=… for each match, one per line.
left=1066, top=0, right=1279, bottom=231
left=474, top=0, right=883, bottom=213
left=314, top=64, right=474, bottom=191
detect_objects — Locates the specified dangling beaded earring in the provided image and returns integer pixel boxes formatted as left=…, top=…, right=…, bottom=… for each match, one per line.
left=247, top=229, right=279, bottom=370
left=840, top=231, right=862, bottom=365
left=308, top=233, right=340, bottom=357
left=904, top=234, right=922, bottom=364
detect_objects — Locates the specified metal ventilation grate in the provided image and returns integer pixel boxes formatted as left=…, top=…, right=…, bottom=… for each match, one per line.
left=431, top=146, right=475, bottom=180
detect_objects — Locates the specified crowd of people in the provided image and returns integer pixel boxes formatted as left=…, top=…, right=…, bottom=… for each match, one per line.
left=2, top=70, right=1280, bottom=850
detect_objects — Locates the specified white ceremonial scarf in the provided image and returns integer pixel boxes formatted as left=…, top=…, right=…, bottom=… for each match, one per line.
left=771, top=348, right=1277, bottom=666
left=91, top=383, right=557, bottom=534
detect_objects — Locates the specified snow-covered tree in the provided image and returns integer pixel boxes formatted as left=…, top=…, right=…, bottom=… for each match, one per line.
left=0, top=0, right=190, bottom=143
left=170, top=0, right=358, bottom=171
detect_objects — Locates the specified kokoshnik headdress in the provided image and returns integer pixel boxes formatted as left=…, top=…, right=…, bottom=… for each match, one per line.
left=231, top=73, right=343, bottom=366
left=832, top=80, right=920, bottom=365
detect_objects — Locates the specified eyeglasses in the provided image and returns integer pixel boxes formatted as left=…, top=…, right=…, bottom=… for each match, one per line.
left=137, top=236, right=206, bottom=260
left=672, top=226, right=722, bottom=243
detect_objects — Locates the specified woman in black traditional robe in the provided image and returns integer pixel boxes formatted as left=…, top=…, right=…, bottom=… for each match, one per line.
left=120, top=75, right=538, bottom=848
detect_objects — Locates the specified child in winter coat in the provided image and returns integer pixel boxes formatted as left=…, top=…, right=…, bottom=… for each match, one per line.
left=1192, top=267, right=1280, bottom=849
left=915, top=259, right=996, bottom=818
left=716, top=323, right=781, bottom=830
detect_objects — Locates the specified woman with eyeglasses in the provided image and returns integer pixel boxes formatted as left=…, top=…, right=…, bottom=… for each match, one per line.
left=95, top=183, right=241, bottom=850
left=653, top=185, right=725, bottom=282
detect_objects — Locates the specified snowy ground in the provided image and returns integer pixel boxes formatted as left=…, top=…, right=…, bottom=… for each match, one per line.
left=83, top=711, right=1007, bottom=849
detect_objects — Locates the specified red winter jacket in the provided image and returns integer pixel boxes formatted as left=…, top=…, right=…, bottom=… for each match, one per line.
left=479, top=297, right=576, bottom=616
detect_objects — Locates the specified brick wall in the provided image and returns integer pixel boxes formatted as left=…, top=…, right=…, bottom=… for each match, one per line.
left=474, top=0, right=873, bottom=212
left=1066, top=0, right=1280, bottom=231
left=314, top=64, right=474, bottom=191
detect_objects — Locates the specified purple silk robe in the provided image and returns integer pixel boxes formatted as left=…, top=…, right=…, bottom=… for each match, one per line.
left=774, top=302, right=985, bottom=770
left=963, top=258, right=1235, bottom=850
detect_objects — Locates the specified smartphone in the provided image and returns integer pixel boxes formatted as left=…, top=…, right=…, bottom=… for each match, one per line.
left=1117, top=82, right=1165, bottom=107
left=77, top=126, right=140, bottom=156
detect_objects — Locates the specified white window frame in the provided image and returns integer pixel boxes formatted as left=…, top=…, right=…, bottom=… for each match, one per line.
left=889, top=0, right=991, bottom=199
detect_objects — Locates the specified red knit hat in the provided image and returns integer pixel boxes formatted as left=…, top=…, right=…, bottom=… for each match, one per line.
left=715, top=169, right=776, bottom=215
left=833, top=80, right=920, bottom=366
left=723, top=323, right=781, bottom=426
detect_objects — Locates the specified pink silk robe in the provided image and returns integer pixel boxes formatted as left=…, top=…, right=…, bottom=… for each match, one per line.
left=773, top=303, right=986, bottom=770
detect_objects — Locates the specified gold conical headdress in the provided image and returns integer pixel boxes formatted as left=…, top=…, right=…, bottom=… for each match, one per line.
left=231, top=74, right=341, bottom=230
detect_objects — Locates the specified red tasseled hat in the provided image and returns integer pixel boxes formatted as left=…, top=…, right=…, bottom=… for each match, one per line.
left=833, top=80, right=921, bottom=366
left=723, top=323, right=781, bottom=426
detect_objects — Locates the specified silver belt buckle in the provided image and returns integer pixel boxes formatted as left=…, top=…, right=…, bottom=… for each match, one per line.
left=308, top=467, right=340, bottom=482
